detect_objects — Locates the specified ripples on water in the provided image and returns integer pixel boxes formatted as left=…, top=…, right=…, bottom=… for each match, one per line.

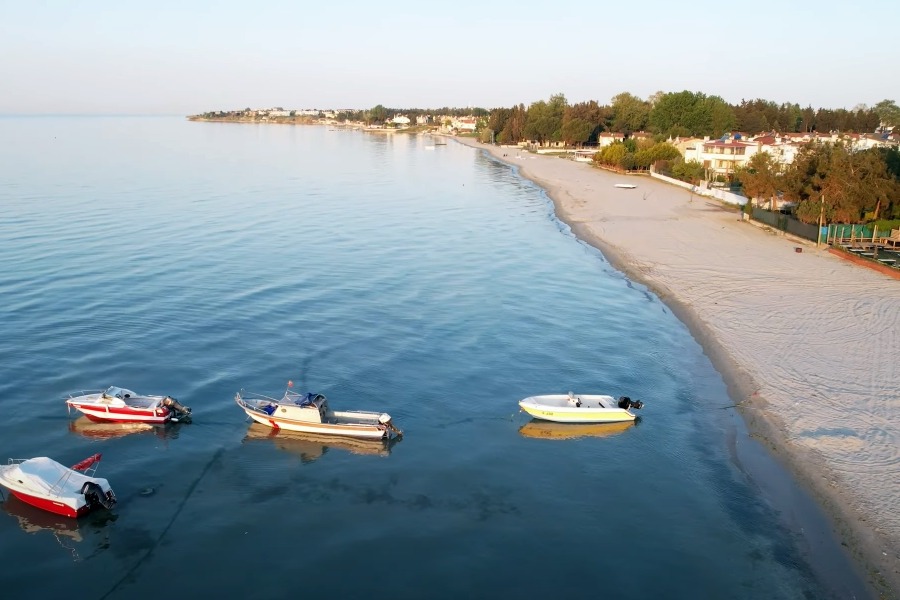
left=0, top=118, right=863, bottom=599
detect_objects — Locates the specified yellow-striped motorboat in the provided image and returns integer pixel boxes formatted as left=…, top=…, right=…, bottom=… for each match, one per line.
left=518, top=392, right=644, bottom=423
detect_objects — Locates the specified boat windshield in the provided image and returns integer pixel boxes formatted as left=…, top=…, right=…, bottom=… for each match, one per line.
left=105, top=386, right=138, bottom=399
left=283, top=391, right=324, bottom=407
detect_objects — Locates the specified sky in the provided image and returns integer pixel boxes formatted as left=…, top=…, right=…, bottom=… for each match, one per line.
left=1, top=0, right=898, bottom=115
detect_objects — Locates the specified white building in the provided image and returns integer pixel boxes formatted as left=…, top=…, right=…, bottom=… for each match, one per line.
left=691, top=138, right=759, bottom=179
left=451, top=116, right=477, bottom=132
left=597, top=132, right=625, bottom=148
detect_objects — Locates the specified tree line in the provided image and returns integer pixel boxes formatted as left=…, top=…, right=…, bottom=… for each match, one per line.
left=738, top=145, right=900, bottom=225
left=484, top=92, right=899, bottom=145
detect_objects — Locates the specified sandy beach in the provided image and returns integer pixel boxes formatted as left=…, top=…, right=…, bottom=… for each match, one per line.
left=455, top=137, right=900, bottom=596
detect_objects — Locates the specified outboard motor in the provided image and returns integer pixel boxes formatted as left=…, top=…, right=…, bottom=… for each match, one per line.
left=81, top=481, right=117, bottom=511
left=378, top=413, right=403, bottom=438
left=617, top=396, right=644, bottom=410
left=162, top=396, right=192, bottom=422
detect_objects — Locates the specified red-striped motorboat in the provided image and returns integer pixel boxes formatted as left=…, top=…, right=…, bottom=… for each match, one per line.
left=66, top=386, right=191, bottom=424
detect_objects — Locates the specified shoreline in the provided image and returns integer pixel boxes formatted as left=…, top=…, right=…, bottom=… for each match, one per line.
left=453, top=137, right=899, bottom=598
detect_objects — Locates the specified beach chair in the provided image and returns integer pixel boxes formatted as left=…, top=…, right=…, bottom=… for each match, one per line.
left=886, top=229, right=900, bottom=249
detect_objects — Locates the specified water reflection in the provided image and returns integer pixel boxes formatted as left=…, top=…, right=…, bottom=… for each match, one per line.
left=68, top=416, right=182, bottom=441
left=241, top=423, right=398, bottom=463
left=518, top=419, right=637, bottom=441
left=1, top=495, right=115, bottom=561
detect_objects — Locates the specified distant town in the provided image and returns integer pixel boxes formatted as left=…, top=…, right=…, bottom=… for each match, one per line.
left=188, top=106, right=481, bottom=133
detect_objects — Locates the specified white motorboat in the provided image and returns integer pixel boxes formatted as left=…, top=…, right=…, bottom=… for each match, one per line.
left=518, top=392, right=644, bottom=423
left=66, top=386, right=191, bottom=424
left=0, top=454, right=116, bottom=518
left=614, top=183, right=637, bottom=189
left=235, top=382, right=402, bottom=440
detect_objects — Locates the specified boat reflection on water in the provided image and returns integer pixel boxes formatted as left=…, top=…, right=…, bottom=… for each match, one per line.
left=68, top=416, right=181, bottom=441
left=1, top=494, right=115, bottom=561
left=518, top=418, right=638, bottom=441
left=242, top=423, right=399, bottom=463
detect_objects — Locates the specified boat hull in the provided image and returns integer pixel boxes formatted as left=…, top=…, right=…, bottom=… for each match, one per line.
left=7, top=490, right=86, bottom=518
left=519, top=404, right=635, bottom=423
left=69, top=404, right=170, bottom=424
left=241, top=408, right=390, bottom=440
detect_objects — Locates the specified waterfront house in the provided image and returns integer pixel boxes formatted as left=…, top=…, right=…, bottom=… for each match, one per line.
left=691, top=136, right=758, bottom=179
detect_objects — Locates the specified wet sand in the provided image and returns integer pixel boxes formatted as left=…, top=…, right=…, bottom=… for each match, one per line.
left=454, top=137, right=900, bottom=598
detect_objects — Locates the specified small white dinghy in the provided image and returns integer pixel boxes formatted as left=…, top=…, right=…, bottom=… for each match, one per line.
left=0, top=454, right=116, bottom=518
left=519, top=392, right=644, bottom=423
left=235, top=381, right=402, bottom=440
left=614, top=183, right=637, bottom=189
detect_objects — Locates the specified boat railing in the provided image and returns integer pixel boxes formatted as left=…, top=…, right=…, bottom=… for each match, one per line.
left=64, top=389, right=105, bottom=400
left=236, top=389, right=281, bottom=403
left=6, top=458, right=28, bottom=465
left=235, top=391, right=278, bottom=415
left=50, top=455, right=103, bottom=496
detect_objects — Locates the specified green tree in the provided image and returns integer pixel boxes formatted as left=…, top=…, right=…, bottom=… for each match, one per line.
left=706, top=96, right=737, bottom=137
left=368, top=104, right=387, bottom=125
left=650, top=91, right=735, bottom=137
left=611, top=92, right=649, bottom=133
left=649, top=91, right=700, bottom=136
left=564, top=101, right=608, bottom=143
left=523, top=94, right=567, bottom=144
left=785, top=143, right=899, bottom=224
left=633, top=142, right=681, bottom=169
left=595, top=142, right=627, bottom=167
left=739, top=152, right=780, bottom=210
left=560, top=118, right=594, bottom=147
left=523, top=100, right=548, bottom=142
left=873, top=99, right=900, bottom=127
left=487, top=108, right=511, bottom=140
left=670, top=159, right=705, bottom=183
left=499, top=104, right=527, bottom=143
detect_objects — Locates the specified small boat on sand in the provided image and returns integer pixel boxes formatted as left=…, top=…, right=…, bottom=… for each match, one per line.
left=66, top=386, right=192, bottom=424
left=518, top=392, right=644, bottom=423
left=614, top=183, right=637, bottom=189
left=235, top=382, right=402, bottom=440
left=0, top=454, right=116, bottom=518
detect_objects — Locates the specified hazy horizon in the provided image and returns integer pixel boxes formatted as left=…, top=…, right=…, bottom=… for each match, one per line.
left=2, top=0, right=897, bottom=116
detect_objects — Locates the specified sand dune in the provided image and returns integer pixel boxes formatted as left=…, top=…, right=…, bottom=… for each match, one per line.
left=456, top=138, right=900, bottom=594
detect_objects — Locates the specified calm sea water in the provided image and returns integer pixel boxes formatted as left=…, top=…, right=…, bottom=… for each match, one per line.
left=0, top=117, right=868, bottom=599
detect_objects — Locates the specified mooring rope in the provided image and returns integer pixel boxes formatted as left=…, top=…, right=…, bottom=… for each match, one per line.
left=98, top=446, right=225, bottom=600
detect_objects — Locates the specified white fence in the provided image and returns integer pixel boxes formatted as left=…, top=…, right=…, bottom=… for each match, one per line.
left=649, top=168, right=746, bottom=206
